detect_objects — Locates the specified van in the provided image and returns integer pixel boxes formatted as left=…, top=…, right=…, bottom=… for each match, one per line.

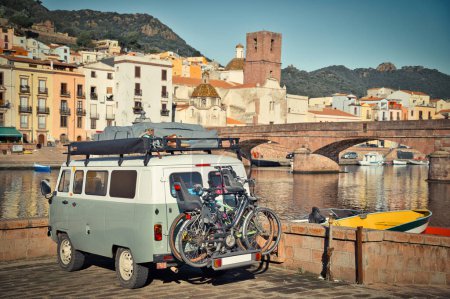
left=40, top=136, right=260, bottom=288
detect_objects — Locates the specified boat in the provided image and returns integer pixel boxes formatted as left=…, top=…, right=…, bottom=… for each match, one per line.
left=251, top=159, right=281, bottom=167
left=392, top=159, right=408, bottom=165
left=358, top=152, right=384, bottom=166
left=332, top=209, right=432, bottom=233
left=408, top=159, right=429, bottom=165
left=291, top=207, right=365, bottom=223
left=34, top=163, right=51, bottom=172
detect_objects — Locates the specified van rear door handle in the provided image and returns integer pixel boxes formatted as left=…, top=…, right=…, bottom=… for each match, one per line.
left=62, top=200, right=68, bottom=204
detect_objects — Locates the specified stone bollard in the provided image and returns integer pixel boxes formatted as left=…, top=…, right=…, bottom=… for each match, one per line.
left=428, top=148, right=450, bottom=182
left=292, top=147, right=340, bottom=174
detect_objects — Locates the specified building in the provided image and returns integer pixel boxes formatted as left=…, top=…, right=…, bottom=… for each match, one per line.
left=244, top=31, right=282, bottom=85
left=0, top=60, right=12, bottom=127
left=115, top=55, right=173, bottom=126
left=0, top=27, right=14, bottom=50
left=49, top=44, right=70, bottom=63
left=367, top=87, right=395, bottom=98
left=26, top=38, right=50, bottom=60
left=309, top=97, right=332, bottom=108
left=307, top=107, right=360, bottom=122
left=331, top=93, right=360, bottom=117
left=387, top=90, right=430, bottom=108
left=94, top=39, right=121, bottom=55
left=219, top=44, right=245, bottom=84
left=82, top=58, right=115, bottom=138
left=79, top=50, right=109, bottom=64
left=286, top=94, right=308, bottom=123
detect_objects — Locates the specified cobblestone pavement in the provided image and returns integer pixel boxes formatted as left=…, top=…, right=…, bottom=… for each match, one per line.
left=0, top=257, right=449, bottom=298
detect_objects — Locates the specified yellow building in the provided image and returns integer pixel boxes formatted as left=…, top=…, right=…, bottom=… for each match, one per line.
left=360, top=103, right=373, bottom=121
left=410, top=105, right=436, bottom=120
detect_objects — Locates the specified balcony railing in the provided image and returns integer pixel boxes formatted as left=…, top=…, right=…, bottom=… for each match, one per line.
left=160, top=109, right=170, bottom=116
left=20, top=85, right=30, bottom=93
left=19, top=105, right=32, bottom=113
left=90, top=93, right=98, bottom=100
left=36, top=107, right=50, bottom=114
left=106, top=95, right=114, bottom=101
left=106, top=113, right=115, bottom=120
left=76, top=108, right=86, bottom=116
left=133, top=106, right=143, bottom=114
left=60, top=90, right=71, bottom=97
left=90, top=113, right=99, bottom=119
left=161, top=91, right=169, bottom=98
left=134, top=89, right=142, bottom=96
left=76, top=92, right=85, bottom=99
left=38, top=87, right=48, bottom=95
left=0, top=102, right=10, bottom=109
left=60, top=108, right=71, bottom=115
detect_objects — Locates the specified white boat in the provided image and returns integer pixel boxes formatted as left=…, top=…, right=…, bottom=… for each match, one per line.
left=408, top=159, right=429, bottom=165
left=392, top=159, right=407, bottom=165
left=358, top=152, right=384, bottom=166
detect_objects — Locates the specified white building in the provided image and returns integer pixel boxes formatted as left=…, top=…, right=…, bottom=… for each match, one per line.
left=219, top=44, right=245, bottom=84
left=115, top=55, right=173, bottom=125
left=367, top=87, right=395, bottom=98
left=79, top=50, right=109, bottom=64
left=26, top=38, right=50, bottom=60
left=286, top=94, right=308, bottom=123
left=331, top=93, right=361, bottom=117
left=387, top=90, right=430, bottom=108
left=49, top=44, right=70, bottom=63
left=82, top=58, right=116, bottom=137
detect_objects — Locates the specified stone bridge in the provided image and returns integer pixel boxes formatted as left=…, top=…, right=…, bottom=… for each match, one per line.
left=216, top=120, right=450, bottom=176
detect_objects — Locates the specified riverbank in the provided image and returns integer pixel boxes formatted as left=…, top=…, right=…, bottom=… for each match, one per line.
left=0, top=146, right=66, bottom=169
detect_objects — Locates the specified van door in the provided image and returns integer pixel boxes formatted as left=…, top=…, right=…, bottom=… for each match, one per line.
left=51, top=169, right=71, bottom=233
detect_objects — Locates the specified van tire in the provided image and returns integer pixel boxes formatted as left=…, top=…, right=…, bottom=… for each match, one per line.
left=57, top=233, right=86, bottom=272
left=115, top=247, right=149, bottom=289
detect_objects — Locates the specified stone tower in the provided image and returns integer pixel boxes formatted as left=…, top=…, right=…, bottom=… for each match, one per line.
left=243, top=31, right=282, bottom=85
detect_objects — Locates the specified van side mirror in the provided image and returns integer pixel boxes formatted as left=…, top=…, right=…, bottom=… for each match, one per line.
left=40, top=180, right=53, bottom=199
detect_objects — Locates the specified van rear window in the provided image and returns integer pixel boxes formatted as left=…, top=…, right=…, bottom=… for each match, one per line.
left=110, top=170, right=137, bottom=199
left=169, top=172, right=202, bottom=197
left=57, top=170, right=71, bottom=193
left=85, top=171, right=108, bottom=196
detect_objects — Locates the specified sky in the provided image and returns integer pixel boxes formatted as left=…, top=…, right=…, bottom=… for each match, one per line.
left=42, top=0, right=450, bottom=74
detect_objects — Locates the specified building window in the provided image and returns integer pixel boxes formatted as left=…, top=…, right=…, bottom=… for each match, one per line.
left=419, top=111, right=423, bottom=120
left=0, top=113, right=4, bottom=126
left=135, top=83, right=141, bottom=95
left=20, top=96, right=28, bottom=107
left=397, top=112, right=400, bottom=120
left=107, top=120, right=113, bottom=127
left=60, top=116, right=67, bottom=127
left=60, top=83, right=68, bottom=95
left=38, top=79, right=46, bottom=93
left=77, top=84, right=83, bottom=97
left=162, top=69, right=167, bottom=81
left=107, top=73, right=113, bottom=80
left=77, top=116, right=82, bottom=128
left=270, top=39, right=274, bottom=51
left=91, top=118, right=96, bottom=129
left=38, top=115, right=46, bottom=129
left=162, top=85, right=167, bottom=98
left=354, top=107, right=357, bottom=115
left=411, top=110, right=414, bottom=117
left=135, top=66, right=141, bottom=78
left=106, top=87, right=112, bottom=94
left=253, top=38, right=257, bottom=51
left=20, top=115, right=28, bottom=128
left=428, top=111, right=431, bottom=119
left=366, top=110, right=370, bottom=119
left=91, top=71, right=96, bottom=78
left=390, top=111, right=393, bottom=120
left=0, top=72, right=3, bottom=85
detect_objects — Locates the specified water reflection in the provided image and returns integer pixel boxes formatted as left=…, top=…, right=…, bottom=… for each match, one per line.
left=0, top=166, right=448, bottom=228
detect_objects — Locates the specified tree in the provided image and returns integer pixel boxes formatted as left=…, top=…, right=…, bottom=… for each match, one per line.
left=76, top=31, right=94, bottom=48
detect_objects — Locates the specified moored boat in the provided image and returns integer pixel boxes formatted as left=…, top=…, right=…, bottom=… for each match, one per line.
left=291, top=207, right=364, bottom=223
left=408, top=159, right=429, bottom=165
left=393, top=159, right=407, bottom=165
left=332, top=209, right=432, bottom=233
left=358, top=152, right=384, bottom=166
left=34, top=163, right=51, bottom=172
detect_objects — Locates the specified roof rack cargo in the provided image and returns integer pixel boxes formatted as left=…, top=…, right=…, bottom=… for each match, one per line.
left=64, top=136, right=241, bottom=166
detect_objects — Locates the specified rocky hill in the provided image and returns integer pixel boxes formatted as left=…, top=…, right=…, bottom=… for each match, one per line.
left=281, top=63, right=450, bottom=99
left=0, top=0, right=203, bottom=56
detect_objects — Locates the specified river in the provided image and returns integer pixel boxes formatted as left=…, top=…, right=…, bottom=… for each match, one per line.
left=0, top=165, right=448, bottom=227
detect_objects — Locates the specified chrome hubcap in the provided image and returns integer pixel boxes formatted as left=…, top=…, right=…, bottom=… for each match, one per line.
left=119, top=250, right=133, bottom=281
left=60, top=239, right=72, bottom=265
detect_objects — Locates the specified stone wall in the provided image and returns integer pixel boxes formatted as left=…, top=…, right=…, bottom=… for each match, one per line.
left=272, top=222, right=450, bottom=285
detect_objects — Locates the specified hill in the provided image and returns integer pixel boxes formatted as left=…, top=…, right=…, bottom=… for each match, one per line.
left=281, top=63, right=450, bottom=99
left=0, top=0, right=203, bottom=56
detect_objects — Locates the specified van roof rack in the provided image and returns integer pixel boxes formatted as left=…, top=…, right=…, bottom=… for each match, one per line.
left=64, top=137, right=241, bottom=166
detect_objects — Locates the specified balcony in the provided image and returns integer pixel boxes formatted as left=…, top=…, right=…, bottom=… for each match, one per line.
left=38, top=87, right=48, bottom=95
left=160, top=109, right=170, bottom=117
left=90, top=113, right=99, bottom=120
left=76, top=92, right=86, bottom=99
left=76, top=108, right=86, bottom=116
left=20, top=85, right=30, bottom=93
left=60, top=108, right=71, bottom=116
left=0, top=101, right=10, bottom=109
left=133, top=106, right=143, bottom=114
left=106, top=95, right=114, bottom=101
left=90, top=93, right=98, bottom=100
left=106, top=113, right=115, bottom=120
left=161, top=91, right=169, bottom=98
left=60, top=90, right=71, bottom=97
left=19, top=105, right=32, bottom=113
left=36, top=107, right=50, bottom=114
left=134, top=89, right=142, bottom=96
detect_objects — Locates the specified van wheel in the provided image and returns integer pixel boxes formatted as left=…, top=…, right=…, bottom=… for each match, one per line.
left=57, top=233, right=86, bottom=271
left=115, top=247, right=149, bottom=289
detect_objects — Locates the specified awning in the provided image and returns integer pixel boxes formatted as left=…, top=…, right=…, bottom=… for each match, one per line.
left=0, top=127, right=23, bottom=138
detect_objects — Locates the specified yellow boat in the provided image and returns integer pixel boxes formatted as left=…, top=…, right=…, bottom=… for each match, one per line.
left=332, top=209, right=432, bottom=233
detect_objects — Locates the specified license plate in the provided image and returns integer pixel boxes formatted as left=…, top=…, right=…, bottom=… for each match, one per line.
left=221, top=253, right=252, bottom=266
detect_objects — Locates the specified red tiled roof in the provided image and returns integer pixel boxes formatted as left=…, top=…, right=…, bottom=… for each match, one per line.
left=400, top=90, right=429, bottom=96
left=360, top=96, right=384, bottom=101
left=226, top=117, right=245, bottom=125
left=437, top=109, right=450, bottom=114
left=309, top=108, right=358, bottom=117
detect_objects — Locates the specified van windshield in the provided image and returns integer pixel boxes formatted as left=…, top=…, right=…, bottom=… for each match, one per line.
left=169, top=172, right=202, bottom=197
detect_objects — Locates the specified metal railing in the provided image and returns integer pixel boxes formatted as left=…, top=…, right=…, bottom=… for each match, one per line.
left=20, top=85, right=30, bottom=93
left=19, top=105, right=32, bottom=113
left=60, top=108, right=71, bottom=115
left=160, top=109, right=170, bottom=116
left=161, top=91, right=169, bottom=98
left=60, top=90, right=71, bottom=97
left=133, top=106, right=143, bottom=114
left=90, top=93, right=98, bottom=100
left=36, top=107, right=50, bottom=114
left=134, top=89, right=142, bottom=96
left=76, top=92, right=85, bottom=99
left=38, top=87, right=48, bottom=95
left=76, top=108, right=86, bottom=116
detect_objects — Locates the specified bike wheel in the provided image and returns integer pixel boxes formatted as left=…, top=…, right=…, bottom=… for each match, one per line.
left=169, top=213, right=186, bottom=261
left=177, top=215, right=210, bottom=268
left=242, top=207, right=282, bottom=255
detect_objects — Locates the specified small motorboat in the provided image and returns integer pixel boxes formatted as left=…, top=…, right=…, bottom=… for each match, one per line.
left=34, top=163, right=51, bottom=172
left=291, top=207, right=365, bottom=224
left=332, top=209, right=432, bottom=233
left=392, top=159, right=407, bottom=165
left=358, top=152, right=384, bottom=166
left=408, top=159, right=429, bottom=165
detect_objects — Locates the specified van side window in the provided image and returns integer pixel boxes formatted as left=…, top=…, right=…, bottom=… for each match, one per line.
left=110, top=170, right=137, bottom=199
left=57, top=170, right=71, bottom=193
left=169, top=172, right=202, bottom=197
left=85, top=171, right=108, bottom=196
left=73, top=170, right=84, bottom=194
